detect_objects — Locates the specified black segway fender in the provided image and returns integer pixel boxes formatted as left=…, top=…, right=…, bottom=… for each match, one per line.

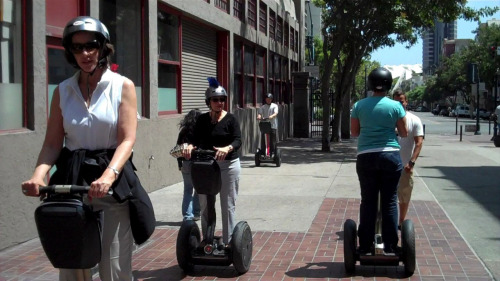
left=231, top=221, right=253, bottom=274
left=343, top=219, right=357, bottom=274
left=254, top=151, right=261, bottom=167
left=274, top=148, right=282, bottom=167
left=176, top=220, right=201, bottom=272
left=494, top=135, right=500, bottom=147
left=401, top=219, right=416, bottom=276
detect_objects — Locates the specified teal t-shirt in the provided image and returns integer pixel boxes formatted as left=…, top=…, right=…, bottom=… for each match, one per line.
left=351, top=96, right=406, bottom=153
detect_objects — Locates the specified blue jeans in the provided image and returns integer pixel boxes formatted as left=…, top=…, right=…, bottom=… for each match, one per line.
left=181, top=161, right=200, bottom=220
left=356, top=151, right=402, bottom=252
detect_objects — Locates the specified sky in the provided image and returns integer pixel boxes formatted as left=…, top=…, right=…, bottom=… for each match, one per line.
left=370, top=0, right=500, bottom=66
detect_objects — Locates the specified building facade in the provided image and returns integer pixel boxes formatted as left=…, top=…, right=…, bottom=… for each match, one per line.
left=0, top=0, right=307, bottom=250
left=422, top=20, right=457, bottom=74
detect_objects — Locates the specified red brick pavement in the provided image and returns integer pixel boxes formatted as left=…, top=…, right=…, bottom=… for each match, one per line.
left=0, top=199, right=493, bottom=281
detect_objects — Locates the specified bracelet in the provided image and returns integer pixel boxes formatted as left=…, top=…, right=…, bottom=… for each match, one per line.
left=107, top=166, right=120, bottom=178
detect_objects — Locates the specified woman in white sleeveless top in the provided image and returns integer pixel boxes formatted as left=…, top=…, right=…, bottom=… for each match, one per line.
left=22, top=16, right=138, bottom=281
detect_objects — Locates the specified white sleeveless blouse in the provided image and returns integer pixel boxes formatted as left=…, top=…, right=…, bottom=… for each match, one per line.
left=59, top=69, right=125, bottom=151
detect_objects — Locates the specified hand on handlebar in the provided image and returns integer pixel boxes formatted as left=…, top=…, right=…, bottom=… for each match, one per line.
left=182, top=144, right=196, bottom=160
left=213, top=146, right=230, bottom=161
left=21, top=178, right=45, bottom=197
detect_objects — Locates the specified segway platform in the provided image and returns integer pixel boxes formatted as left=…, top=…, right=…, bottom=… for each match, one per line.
left=343, top=194, right=416, bottom=276
left=176, top=149, right=253, bottom=274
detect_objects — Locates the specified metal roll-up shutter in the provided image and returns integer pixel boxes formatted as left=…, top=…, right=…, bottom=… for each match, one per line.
left=182, top=20, right=217, bottom=113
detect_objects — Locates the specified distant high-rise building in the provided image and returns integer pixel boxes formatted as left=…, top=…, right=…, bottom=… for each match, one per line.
left=422, top=20, right=457, bottom=74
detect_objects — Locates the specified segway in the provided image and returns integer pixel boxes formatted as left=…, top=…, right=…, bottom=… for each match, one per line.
left=255, top=118, right=281, bottom=167
left=35, top=185, right=102, bottom=269
left=176, top=149, right=253, bottom=274
left=343, top=192, right=416, bottom=276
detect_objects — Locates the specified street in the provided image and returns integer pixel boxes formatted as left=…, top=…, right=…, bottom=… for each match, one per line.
left=412, top=111, right=500, bottom=280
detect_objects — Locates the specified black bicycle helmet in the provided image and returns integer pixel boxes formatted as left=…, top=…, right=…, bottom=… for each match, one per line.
left=266, top=93, right=273, bottom=99
left=368, top=67, right=393, bottom=92
left=63, top=16, right=110, bottom=49
left=62, top=16, right=111, bottom=69
left=205, top=77, right=227, bottom=105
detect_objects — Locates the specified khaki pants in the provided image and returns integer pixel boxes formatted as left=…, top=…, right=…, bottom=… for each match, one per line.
left=398, top=170, right=414, bottom=204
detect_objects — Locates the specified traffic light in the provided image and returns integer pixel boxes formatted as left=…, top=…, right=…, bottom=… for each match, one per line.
left=491, top=46, right=497, bottom=59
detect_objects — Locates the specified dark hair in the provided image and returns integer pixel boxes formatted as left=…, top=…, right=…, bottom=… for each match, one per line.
left=178, top=109, right=202, bottom=144
left=392, top=88, right=405, bottom=99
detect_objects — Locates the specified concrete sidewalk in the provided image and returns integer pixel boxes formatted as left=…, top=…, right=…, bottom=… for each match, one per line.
left=0, top=136, right=495, bottom=280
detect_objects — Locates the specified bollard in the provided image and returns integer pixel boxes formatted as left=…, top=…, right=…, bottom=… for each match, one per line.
left=489, top=119, right=491, bottom=135
left=460, top=125, right=463, bottom=142
left=456, top=117, right=458, bottom=135
left=423, top=124, right=425, bottom=139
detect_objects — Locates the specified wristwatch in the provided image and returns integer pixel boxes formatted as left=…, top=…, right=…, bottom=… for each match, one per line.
left=408, top=160, right=415, bottom=167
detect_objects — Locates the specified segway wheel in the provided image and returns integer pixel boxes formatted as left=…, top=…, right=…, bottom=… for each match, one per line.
left=343, top=219, right=357, bottom=274
left=176, top=220, right=200, bottom=272
left=401, top=219, right=416, bottom=276
left=494, top=135, right=500, bottom=147
left=255, top=151, right=261, bottom=167
left=231, top=221, right=253, bottom=274
left=275, top=148, right=281, bottom=167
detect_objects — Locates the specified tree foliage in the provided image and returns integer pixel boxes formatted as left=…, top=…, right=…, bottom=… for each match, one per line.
left=430, top=24, right=500, bottom=109
left=311, top=0, right=498, bottom=151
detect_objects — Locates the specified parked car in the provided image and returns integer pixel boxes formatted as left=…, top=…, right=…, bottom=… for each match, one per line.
left=471, top=108, right=491, bottom=120
left=415, top=106, right=430, bottom=112
left=439, top=108, right=449, bottom=116
left=454, top=105, right=470, bottom=117
left=432, top=105, right=447, bottom=115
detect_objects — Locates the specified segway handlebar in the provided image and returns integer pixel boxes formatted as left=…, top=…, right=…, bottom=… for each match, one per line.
left=39, top=185, right=90, bottom=194
left=39, top=185, right=113, bottom=195
left=191, top=149, right=216, bottom=157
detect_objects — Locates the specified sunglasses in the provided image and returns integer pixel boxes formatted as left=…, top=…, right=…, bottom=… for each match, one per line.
left=70, top=40, right=100, bottom=54
left=211, top=97, right=226, bottom=103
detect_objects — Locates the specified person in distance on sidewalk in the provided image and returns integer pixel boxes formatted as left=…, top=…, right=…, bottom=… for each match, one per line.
left=350, top=67, right=408, bottom=254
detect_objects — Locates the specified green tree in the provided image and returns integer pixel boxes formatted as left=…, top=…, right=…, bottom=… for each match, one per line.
left=312, top=0, right=497, bottom=151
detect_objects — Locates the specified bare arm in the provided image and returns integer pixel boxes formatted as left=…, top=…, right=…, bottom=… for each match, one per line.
left=404, top=135, right=423, bottom=172
left=22, top=87, right=65, bottom=196
left=351, top=118, right=360, bottom=137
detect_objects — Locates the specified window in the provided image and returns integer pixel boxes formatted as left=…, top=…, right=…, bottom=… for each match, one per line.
left=215, top=0, right=229, bottom=13
left=157, top=8, right=180, bottom=114
left=247, top=0, right=256, bottom=29
left=256, top=50, right=266, bottom=104
left=234, top=41, right=265, bottom=107
left=290, top=27, right=295, bottom=51
left=101, top=0, right=144, bottom=116
left=259, top=1, right=267, bottom=34
left=233, top=41, right=242, bottom=106
left=284, top=23, right=289, bottom=48
left=295, top=30, right=299, bottom=52
left=47, top=40, right=76, bottom=115
left=244, top=45, right=255, bottom=105
left=276, top=16, right=283, bottom=44
left=46, top=0, right=82, bottom=117
left=233, top=0, right=244, bottom=21
left=0, top=0, right=24, bottom=130
left=269, top=10, right=275, bottom=40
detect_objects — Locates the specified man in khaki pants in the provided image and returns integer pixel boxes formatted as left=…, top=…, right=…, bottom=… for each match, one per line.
left=393, top=89, right=424, bottom=228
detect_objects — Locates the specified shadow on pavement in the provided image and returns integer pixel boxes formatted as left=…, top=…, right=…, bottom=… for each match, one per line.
left=420, top=165, right=500, bottom=223
left=285, top=261, right=411, bottom=279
